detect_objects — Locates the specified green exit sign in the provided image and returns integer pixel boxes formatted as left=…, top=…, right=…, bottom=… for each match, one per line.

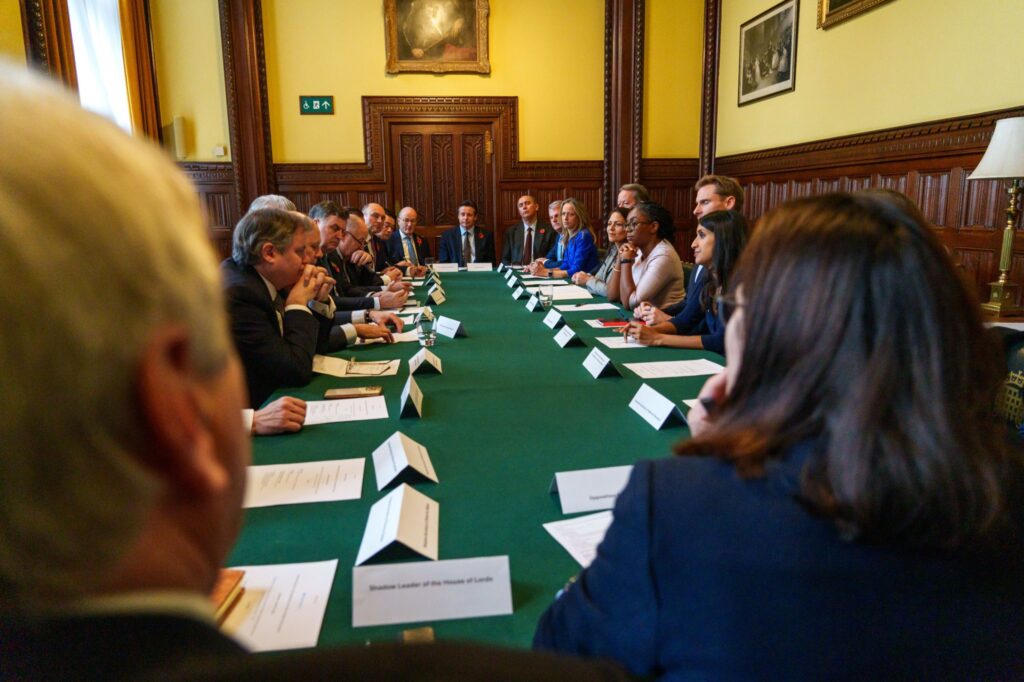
left=299, top=96, right=333, bottom=115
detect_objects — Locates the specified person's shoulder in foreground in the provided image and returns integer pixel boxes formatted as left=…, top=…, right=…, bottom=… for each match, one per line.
left=0, top=64, right=633, bottom=682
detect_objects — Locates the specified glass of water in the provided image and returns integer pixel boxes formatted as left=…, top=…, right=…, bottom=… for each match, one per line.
left=417, top=318, right=436, bottom=347
left=540, top=285, right=555, bottom=310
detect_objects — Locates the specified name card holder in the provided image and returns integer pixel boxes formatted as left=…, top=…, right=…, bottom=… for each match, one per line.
left=372, top=431, right=439, bottom=490
left=433, top=263, right=459, bottom=273
left=409, top=348, right=443, bottom=375
left=512, top=286, right=527, bottom=300
left=428, top=289, right=446, bottom=305
left=543, top=309, right=565, bottom=329
left=497, top=263, right=507, bottom=273
left=354, top=484, right=439, bottom=565
left=628, top=383, right=687, bottom=430
left=427, top=283, right=446, bottom=297
left=400, top=376, right=424, bottom=418
left=435, top=315, right=466, bottom=338
left=582, top=347, right=620, bottom=378
left=506, top=275, right=518, bottom=288
left=554, top=326, right=583, bottom=348
left=466, top=263, right=493, bottom=272
left=525, top=295, right=543, bottom=312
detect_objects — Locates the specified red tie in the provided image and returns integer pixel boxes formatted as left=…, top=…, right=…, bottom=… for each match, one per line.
left=522, top=227, right=533, bottom=265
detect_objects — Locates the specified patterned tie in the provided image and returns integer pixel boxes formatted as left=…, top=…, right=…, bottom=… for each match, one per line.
left=522, top=227, right=533, bottom=265
left=462, top=230, right=472, bottom=266
left=405, top=236, right=418, bottom=266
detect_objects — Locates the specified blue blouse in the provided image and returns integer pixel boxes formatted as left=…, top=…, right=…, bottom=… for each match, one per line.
left=544, top=230, right=599, bottom=277
left=667, top=268, right=725, bottom=354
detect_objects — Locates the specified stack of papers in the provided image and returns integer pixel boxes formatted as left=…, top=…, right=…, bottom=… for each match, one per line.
left=624, top=359, right=725, bottom=378
left=542, top=512, right=614, bottom=568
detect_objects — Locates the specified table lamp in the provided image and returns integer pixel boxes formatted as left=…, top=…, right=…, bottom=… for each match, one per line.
left=968, top=116, right=1024, bottom=315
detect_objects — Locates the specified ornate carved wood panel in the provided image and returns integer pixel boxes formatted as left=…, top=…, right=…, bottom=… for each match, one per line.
left=178, top=162, right=238, bottom=259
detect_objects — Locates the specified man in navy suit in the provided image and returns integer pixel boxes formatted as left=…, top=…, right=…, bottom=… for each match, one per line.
left=501, top=194, right=556, bottom=266
left=438, top=200, right=495, bottom=266
left=388, top=206, right=431, bottom=277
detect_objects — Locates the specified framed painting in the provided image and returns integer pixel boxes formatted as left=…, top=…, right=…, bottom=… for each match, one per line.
left=385, top=0, right=490, bottom=74
left=738, top=0, right=798, bottom=106
left=817, top=0, right=895, bottom=29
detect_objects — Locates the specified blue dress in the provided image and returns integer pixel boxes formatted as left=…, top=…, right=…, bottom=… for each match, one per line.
left=545, top=230, right=599, bottom=277
left=666, top=268, right=724, bottom=354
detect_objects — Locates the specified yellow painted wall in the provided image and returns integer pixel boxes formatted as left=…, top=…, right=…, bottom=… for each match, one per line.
left=262, top=0, right=605, bottom=163
left=716, top=0, right=1024, bottom=157
left=643, top=0, right=702, bottom=158
left=0, top=0, right=25, bottom=64
left=150, top=0, right=230, bottom=161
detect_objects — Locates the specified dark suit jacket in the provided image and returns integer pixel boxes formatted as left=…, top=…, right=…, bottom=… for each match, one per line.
left=368, top=235, right=392, bottom=272
left=326, top=250, right=384, bottom=297
left=535, top=444, right=1024, bottom=681
left=387, top=230, right=433, bottom=268
left=220, top=259, right=331, bottom=408
left=437, top=226, right=495, bottom=265
left=319, top=254, right=378, bottom=311
left=501, top=221, right=556, bottom=265
left=0, top=612, right=635, bottom=681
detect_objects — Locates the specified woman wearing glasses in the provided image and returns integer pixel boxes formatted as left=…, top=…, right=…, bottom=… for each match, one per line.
left=623, top=210, right=748, bottom=354
left=572, top=207, right=629, bottom=297
left=527, top=198, right=599, bottom=279
left=607, top=202, right=685, bottom=310
left=534, top=193, right=1024, bottom=679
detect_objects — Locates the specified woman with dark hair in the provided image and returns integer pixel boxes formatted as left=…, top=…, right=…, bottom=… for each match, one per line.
left=527, top=197, right=599, bottom=278
left=534, top=193, right=1024, bottom=679
left=624, top=210, right=747, bottom=353
left=572, top=207, right=629, bottom=297
left=607, top=201, right=685, bottom=309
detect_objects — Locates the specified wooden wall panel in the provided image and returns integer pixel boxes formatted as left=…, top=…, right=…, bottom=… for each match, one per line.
left=715, top=105, right=1024, bottom=305
left=179, top=162, right=238, bottom=260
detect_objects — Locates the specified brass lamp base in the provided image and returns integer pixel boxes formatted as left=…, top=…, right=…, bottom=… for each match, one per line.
left=981, top=280, right=1023, bottom=316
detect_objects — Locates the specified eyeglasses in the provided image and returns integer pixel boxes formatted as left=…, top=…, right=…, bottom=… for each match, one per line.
left=625, top=219, right=654, bottom=233
left=715, top=292, right=745, bottom=320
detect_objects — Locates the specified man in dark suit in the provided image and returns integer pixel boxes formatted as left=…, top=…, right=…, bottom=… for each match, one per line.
left=389, top=206, right=431, bottom=277
left=0, top=69, right=634, bottom=682
left=501, top=194, right=556, bottom=266
left=438, top=200, right=495, bottom=265
left=326, top=207, right=411, bottom=308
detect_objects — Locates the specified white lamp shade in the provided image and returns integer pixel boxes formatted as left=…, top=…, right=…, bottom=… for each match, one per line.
left=968, top=116, right=1024, bottom=180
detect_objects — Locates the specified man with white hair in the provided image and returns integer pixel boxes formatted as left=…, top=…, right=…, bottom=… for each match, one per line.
left=0, top=66, right=631, bottom=680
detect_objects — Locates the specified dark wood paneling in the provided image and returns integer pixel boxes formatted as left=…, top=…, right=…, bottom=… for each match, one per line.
left=699, top=0, right=721, bottom=176
left=20, top=0, right=77, bottom=89
left=604, top=0, right=645, bottom=213
left=640, top=158, right=700, bottom=259
left=714, top=105, right=1024, bottom=302
left=179, top=162, right=237, bottom=260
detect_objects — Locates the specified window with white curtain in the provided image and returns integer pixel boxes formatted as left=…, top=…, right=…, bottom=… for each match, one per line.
left=67, top=0, right=132, bottom=133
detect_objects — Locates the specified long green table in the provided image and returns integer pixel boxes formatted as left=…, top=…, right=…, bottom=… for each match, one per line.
left=227, top=270, right=725, bottom=649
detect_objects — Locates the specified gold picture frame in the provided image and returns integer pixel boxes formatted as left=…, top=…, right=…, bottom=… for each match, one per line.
left=817, top=0, right=895, bottom=29
left=385, top=0, right=490, bottom=74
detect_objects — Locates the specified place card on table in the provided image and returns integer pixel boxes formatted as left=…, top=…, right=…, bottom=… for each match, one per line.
left=400, top=376, right=424, bottom=418
left=553, top=326, right=583, bottom=348
left=623, top=359, right=725, bottom=379
left=543, top=309, right=565, bottom=329
left=435, top=315, right=466, bottom=338
left=506, top=275, right=518, bottom=288
left=427, top=282, right=446, bottom=297
left=428, top=289, right=446, bottom=305
left=352, top=555, right=512, bottom=627
left=542, top=512, right=614, bottom=568
left=304, top=397, right=389, bottom=425
left=549, top=465, right=633, bottom=514
left=629, top=383, right=687, bottom=430
left=222, top=559, right=338, bottom=652
left=433, top=263, right=459, bottom=273
left=497, top=262, right=507, bottom=273
left=466, top=262, right=493, bottom=272
left=525, top=295, right=542, bottom=312
left=372, top=431, right=438, bottom=490
left=409, top=348, right=443, bottom=374
left=354, top=484, right=439, bottom=565
left=431, top=272, right=443, bottom=285
left=512, top=286, right=527, bottom=300
left=582, top=347, right=620, bottom=378
left=243, top=458, right=365, bottom=508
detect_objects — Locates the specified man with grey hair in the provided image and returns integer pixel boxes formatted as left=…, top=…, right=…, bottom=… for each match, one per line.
left=248, top=193, right=296, bottom=213
left=0, top=66, right=631, bottom=680
left=617, top=183, right=649, bottom=210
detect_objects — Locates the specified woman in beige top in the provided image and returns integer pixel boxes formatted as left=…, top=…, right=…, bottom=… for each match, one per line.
left=607, top=201, right=685, bottom=310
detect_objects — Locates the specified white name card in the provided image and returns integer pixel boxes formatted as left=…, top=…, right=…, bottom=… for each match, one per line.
left=435, top=315, right=466, bottom=338
left=427, top=283, right=446, bottom=297
left=352, top=555, right=512, bottom=627
left=512, top=286, right=527, bottom=300
left=582, top=347, right=620, bottom=378
left=550, top=465, right=633, bottom=514
left=554, top=325, right=582, bottom=347
left=431, top=273, right=443, bottom=285
left=354, top=484, right=439, bottom=565
left=629, top=383, right=686, bottom=430
left=433, top=263, right=459, bottom=273
left=497, top=262, right=507, bottom=273
left=372, top=431, right=438, bottom=490
left=400, top=375, right=424, bottom=418
left=506, top=275, right=517, bottom=288
left=525, top=295, right=542, bottom=312
left=409, top=347, right=443, bottom=374
left=428, top=289, right=446, bottom=305
left=505, top=268, right=517, bottom=281
left=466, top=262, right=493, bottom=272
left=543, top=309, right=565, bottom=329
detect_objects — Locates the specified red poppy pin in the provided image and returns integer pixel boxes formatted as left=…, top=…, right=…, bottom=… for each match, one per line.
left=415, top=236, right=423, bottom=245
left=477, top=232, right=484, bottom=240
left=539, top=228, right=546, bottom=234
left=330, top=262, right=340, bottom=273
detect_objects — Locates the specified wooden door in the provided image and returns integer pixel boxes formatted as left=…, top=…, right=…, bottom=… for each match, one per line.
left=387, top=122, right=498, bottom=260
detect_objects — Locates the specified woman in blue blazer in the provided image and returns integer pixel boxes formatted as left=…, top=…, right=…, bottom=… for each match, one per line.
left=527, top=198, right=599, bottom=278
left=534, top=193, right=1024, bottom=680
left=623, top=210, right=748, bottom=354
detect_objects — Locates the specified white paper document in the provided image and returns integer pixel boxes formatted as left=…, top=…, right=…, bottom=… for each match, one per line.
left=520, top=278, right=571, bottom=285
left=352, top=555, right=513, bottom=627
left=355, top=330, right=419, bottom=345
left=555, top=302, right=619, bottom=312
left=408, top=279, right=426, bottom=287
left=222, top=559, right=338, bottom=652
left=683, top=398, right=700, bottom=409
left=524, top=285, right=593, bottom=300
left=372, top=431, right=438, bottom=489
left=543, top=512, right=614, bottom=568
left=595, top=336, right=650, bottom=350
left=355, top=484, right=439, bottom=565
left=552, top=465, right=633, bottom=514
left=624, top=359, right=725, bottom=379
left=304, top=397, right=389, bottom=425
left=243, top=458, right=365, bottom=508
left=466, top=263, right=493, bottom=271
left=312, top=355, right=400, bottom=377
left=433, top=263, right=460, bottom=272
